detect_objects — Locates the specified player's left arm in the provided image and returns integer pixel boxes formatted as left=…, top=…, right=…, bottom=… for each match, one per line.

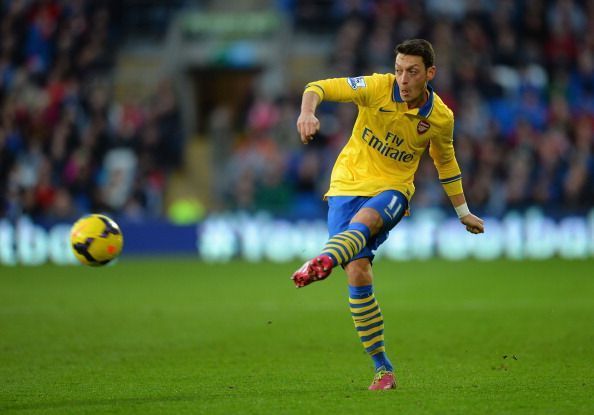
left=448, top=193, right=484, bottom=234
left=429, top=120, right=484, bottom=234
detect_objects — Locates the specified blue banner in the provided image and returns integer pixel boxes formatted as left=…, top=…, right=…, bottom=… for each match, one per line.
left=1, top=208, right=593, bottom=266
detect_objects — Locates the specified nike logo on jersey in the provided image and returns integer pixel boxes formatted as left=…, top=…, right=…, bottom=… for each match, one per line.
left=378, top=107, right=395, bottom=112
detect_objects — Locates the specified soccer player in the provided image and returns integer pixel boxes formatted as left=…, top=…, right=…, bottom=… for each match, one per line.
left=291, top=39, right=485, bottom=390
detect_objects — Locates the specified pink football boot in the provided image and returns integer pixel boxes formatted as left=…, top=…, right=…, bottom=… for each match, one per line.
left=368, top=370, right=397, bottom=390
left=291, top=254, right=334, bottom=288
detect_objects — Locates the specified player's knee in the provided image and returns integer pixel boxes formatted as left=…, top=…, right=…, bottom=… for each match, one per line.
left=351, top=208, right=383, bottom=235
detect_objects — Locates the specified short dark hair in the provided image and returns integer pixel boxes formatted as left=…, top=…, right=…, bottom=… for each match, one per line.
left=395, top=39, right=435, bottom=69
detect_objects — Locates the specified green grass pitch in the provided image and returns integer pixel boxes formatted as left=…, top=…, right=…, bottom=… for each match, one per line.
left=1, top=258, right=593, bottom=414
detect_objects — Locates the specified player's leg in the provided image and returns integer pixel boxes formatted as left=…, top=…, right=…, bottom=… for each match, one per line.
left=346, top=259, right=397, bottom=390
left=291, top=190, right=407, bottom=287
left=324, top=189, right=407, bottom=267
left=291, top=195, right=367, bottom=287
left=292, top=190, right=407, bottom=389
left=346, top=191, right=408, bottom=389
left=291, top=196, right=379, bottom=288
left=291, top=213, right=375, bottom=287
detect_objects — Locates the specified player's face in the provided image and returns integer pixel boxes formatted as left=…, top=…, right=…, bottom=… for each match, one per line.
left=395, top=54, right=436, bottom=108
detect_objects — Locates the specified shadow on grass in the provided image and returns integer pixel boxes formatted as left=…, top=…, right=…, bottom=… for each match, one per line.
left=1, top=394, right=204, bottom=412
left=1, top=385, right=354, bottom=412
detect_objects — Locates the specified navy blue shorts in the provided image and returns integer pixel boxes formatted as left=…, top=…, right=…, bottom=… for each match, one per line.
left=327, top=190, right=408, bottom=263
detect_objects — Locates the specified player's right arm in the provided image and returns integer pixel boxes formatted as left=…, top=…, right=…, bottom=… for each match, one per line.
left=297, top=75, right=384, bottom=144
left=297, top=91, right=321, bottom=144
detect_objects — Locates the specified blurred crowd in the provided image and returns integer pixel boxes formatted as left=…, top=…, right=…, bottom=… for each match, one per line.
left=2, top=0, right=594, bottom=223
left=0, top=0, right=182, bottom=222
left=224, top=0, right=594, bottom=218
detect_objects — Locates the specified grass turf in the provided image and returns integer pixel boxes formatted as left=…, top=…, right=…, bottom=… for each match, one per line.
left=1, top=258, right=593, bottom=414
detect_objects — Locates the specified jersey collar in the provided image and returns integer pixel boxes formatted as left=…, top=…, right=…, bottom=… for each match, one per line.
left=392, top=80, right=435, bottom=118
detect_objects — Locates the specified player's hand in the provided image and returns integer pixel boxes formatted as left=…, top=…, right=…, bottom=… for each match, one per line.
left=460, top=213, right=484, bottom=234
left=296, top=112, right=320, bottom=144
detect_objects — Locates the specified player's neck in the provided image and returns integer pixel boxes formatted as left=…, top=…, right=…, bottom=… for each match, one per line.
left=406, top=89, right=429, bottom=110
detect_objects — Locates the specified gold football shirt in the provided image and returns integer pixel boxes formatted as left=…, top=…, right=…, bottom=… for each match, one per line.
left=304, top=73, right=463, bottom=200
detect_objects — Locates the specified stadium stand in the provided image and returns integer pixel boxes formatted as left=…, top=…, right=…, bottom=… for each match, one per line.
left=1, top=0, right=593, bottom=222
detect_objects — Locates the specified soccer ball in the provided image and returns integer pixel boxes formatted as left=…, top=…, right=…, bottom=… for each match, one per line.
left=70, top=214, right=124, bottom=266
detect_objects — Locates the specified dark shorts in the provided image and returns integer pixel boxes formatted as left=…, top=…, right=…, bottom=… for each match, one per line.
left=327, top=190, right=408, bottom=263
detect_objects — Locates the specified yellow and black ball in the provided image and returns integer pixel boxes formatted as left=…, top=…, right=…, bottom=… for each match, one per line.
left=70, top=214, right=123, bottom=266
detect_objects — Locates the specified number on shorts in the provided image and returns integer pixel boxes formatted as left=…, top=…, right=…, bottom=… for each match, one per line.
left=384, top=195, right=402, bottom=220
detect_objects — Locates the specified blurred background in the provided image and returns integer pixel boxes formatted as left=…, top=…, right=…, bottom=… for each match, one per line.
left=1, top=0, right=593, bottom=264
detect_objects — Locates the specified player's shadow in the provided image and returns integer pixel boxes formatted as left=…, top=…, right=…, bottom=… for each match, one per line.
left=1, top=394, right=203, bottom=412
left=2, top=384, right=350, bottom=412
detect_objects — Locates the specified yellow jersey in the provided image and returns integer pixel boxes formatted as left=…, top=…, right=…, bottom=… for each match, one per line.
left=304, top=73, right=463, bottom=201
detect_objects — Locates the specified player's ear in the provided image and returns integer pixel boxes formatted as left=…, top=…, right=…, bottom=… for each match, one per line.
left=426, top=65, right=436, bottom=81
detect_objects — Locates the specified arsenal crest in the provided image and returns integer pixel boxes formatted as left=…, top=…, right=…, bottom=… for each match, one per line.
left=417, top=120, right=430, bottom=134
